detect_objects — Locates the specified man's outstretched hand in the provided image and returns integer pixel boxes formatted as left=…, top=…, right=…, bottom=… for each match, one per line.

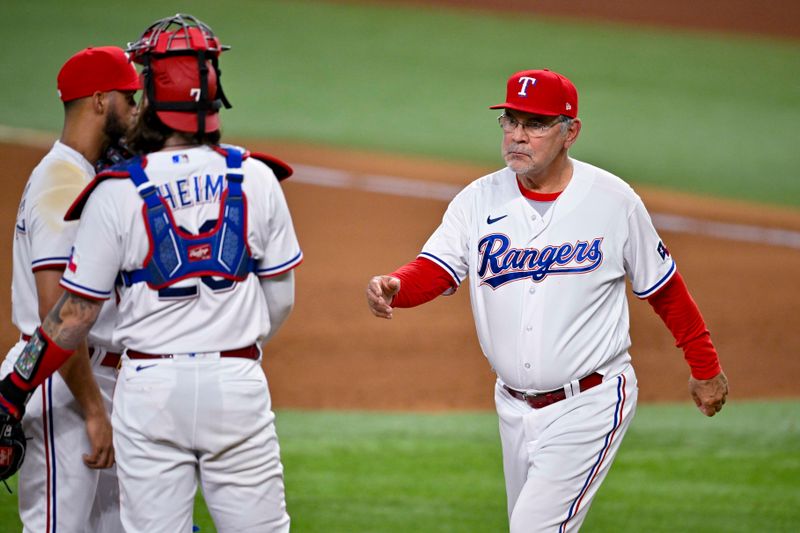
left=366, top=276, right=401, bottom=319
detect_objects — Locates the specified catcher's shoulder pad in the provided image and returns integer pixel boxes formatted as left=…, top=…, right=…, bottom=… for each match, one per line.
left=64, top=156, right=142, bottom=221
left=250, top=152, right=293, bottom=181
left=213, top=143, right=293, bottom=181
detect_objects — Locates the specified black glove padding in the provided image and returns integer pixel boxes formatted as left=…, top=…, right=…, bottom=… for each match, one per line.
left=0, top=408, right=26, bottom=482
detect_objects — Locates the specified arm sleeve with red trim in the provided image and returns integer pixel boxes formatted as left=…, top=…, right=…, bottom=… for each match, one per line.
left=250, top=160, right=303, bottom=277
left=59, top=182, right=122, bottom=300
left=390, top=257, right=456, bottom=308
left=647, top=271, right=722, bottom=379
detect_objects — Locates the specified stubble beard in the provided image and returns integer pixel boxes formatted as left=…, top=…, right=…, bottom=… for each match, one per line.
left=103, top=108, right=129, bottom=149
left=503, top=145, right=536, bottom=175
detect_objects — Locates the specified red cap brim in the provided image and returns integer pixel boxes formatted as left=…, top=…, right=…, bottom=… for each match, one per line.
left=488, top=102, right=563, bottom=117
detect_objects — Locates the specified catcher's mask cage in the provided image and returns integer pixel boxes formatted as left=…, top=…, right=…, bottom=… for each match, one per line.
left=127, top=13, right=232, bottom=135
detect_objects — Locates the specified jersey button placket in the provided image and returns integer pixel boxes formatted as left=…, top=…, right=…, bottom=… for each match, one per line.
left=522, top=281, right=538, bottom=373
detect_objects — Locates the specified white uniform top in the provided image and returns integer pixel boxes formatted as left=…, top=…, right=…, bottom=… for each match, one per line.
left=12, top=140, right=118, bottom=350
left=61, top=145, right=302, bottom=354
left=420, top=159, right=675, bottom=392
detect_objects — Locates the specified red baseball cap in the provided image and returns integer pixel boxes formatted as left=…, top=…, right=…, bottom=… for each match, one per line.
left=57, top=46, right=141, bottom=102
left=149, top=55, right=220, bottom=133
left=490, top=69, right=578, bottom=118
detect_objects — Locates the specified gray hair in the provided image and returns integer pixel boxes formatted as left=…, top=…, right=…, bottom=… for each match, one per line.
left=560, top=116, right=574, bottom=135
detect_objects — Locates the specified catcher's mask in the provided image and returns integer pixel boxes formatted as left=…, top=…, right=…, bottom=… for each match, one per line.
left=127, top=13, right=231, bottom=135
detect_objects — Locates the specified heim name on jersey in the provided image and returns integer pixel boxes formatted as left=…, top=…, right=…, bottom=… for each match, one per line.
left=156, top=173, right=226, bottom=210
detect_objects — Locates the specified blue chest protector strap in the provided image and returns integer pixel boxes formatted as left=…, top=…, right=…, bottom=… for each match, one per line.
left=121, top=148, right=255, bottom=289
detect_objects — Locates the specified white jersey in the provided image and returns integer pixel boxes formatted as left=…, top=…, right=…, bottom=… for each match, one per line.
left=420, top=158, right=674, bottom=392
left=11, top=140, right=118, bottom=350
left=61, top=145, right=303, bottom=353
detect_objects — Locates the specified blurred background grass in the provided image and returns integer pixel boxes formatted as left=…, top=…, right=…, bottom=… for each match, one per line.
left=2, top=402, right=798, bottom=532
left=0, top=0, right=798, bottom=206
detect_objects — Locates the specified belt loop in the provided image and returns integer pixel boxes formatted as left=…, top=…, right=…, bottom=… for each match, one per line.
left=564, top=379, right=579, bottom=398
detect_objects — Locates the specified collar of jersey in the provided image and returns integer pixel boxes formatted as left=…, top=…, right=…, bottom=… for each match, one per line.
left=516, top=176, right=563, bottom=202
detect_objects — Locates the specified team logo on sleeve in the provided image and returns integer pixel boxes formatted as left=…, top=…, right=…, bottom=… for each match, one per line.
left=67, top=247, right=78, bottom=273
left=477, top=234, right=603, bottom=289
left=657, top=240, right=670, bottom=260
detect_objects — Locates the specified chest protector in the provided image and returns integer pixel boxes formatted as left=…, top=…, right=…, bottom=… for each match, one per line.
left=120, top=147, right=255, bottom=290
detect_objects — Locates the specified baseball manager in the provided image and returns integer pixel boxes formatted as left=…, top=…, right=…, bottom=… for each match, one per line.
left=366, top=69, right=728, bottom=531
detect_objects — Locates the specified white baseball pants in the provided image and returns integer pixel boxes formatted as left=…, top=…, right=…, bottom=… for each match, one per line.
left=495, top=365, right=638, bottom=532
left=112, top=354, right=290, bottom=533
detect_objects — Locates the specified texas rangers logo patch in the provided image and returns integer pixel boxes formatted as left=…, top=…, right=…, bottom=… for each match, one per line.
left=657, top=240, right=670, bottom=260
left=478, top=234, right=603, bottom=289
left=67, top=247, right=78, bottom=273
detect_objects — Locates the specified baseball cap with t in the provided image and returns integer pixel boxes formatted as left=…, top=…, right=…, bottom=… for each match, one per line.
left=57, top=46, right=141, bottom=102
left=490, top=69, right=578, bottom=118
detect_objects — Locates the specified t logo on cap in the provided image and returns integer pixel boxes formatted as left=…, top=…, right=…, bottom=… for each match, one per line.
left=490, top=69, right=578, bottom=119
left=517, top=76, right=537, bottom=97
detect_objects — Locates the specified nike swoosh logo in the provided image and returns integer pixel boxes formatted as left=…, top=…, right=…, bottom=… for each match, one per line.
left=135, top=364, right=158, bottom=372
left=486, top=214, right=508, bottom=225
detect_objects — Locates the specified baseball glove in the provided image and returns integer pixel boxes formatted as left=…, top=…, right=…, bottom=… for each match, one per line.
left=0, top=409, right=26, bottom=483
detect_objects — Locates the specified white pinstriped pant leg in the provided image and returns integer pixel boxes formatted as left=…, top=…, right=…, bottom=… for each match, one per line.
left=112, top=356, right=289, bottom=533
left=1, top=343, right=122, bottom=533
left=496, top=366, right=638, bottom=532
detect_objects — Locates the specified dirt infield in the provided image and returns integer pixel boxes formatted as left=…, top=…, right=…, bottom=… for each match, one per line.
left=1, top=139, right=799, bottom=410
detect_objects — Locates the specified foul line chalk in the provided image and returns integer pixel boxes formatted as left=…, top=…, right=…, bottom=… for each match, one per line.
left=0, top=125, right=797, bottom=250
left=292, top=164, right=800, bottom=250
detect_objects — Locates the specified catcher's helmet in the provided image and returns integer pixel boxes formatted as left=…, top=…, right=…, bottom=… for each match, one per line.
left=127, top=13, right=231, bottom=134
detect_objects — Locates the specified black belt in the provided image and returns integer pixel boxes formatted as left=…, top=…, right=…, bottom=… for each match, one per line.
left=22, top=334, right=119, bottom=368
left=503, top=372, right=603, bottom=409
left=125, top=344, right=260, bottom=361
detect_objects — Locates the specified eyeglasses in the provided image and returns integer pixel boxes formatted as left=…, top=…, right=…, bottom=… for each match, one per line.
left=497, top=113, right=565, bottom=137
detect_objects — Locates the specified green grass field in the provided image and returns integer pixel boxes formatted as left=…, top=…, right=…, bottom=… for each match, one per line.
left=0, top=0, right=798, bottom=206
left=2, top=402, right=798, bottom=532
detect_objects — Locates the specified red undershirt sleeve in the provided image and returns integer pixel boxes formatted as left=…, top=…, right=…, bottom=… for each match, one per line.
left=646, top=271, right=722, bottom=380
left=390, top=257, right=457, bottom=308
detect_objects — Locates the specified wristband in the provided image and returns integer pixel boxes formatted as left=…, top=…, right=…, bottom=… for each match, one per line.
left=9, top=327, right=75, bottom=392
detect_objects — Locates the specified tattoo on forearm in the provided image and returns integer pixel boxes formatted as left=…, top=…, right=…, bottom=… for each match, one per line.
left=49, top=293, right=68, bottom=326
left=41, top=292, right=102, bottom=350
